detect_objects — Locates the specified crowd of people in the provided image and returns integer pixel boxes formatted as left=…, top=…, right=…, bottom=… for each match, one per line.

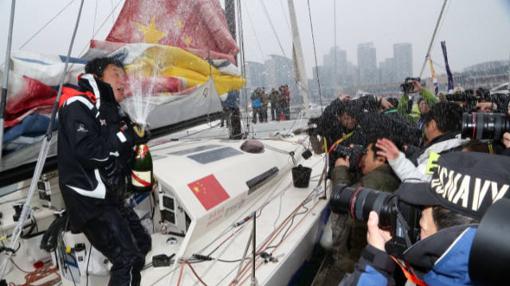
left=250, top=84, right=291, bottom=123
left=308, top=79, right=510, bottom=286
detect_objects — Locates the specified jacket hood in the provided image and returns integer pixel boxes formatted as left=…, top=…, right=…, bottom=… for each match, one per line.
left=417, top=135, right=468, bottom=164
left=403, top=225, right=477, bottom=285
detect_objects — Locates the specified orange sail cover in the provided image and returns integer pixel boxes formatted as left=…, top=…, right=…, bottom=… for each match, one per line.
left=106, top=0, right=239, bottom=63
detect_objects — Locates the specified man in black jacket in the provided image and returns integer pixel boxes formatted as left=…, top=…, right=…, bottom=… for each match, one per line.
left=58, top=57, right=151, bottom=286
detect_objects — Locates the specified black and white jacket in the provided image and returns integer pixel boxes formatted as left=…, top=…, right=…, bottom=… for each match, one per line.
left=57, top=74, right=133, bottom=230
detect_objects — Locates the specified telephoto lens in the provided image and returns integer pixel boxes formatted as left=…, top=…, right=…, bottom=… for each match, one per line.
left=461, top=112, right=510, bottom=141
left=329, top=183, right=422, bottom=256
left=329, top=184, right=395, bottom=229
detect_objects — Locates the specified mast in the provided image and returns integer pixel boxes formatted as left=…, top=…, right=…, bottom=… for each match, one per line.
left=0, top=0, right=16, bottom=160
left=419, top=0, right=449, bottom=78
left=225, top=0, right=236, bottom=42
left=288, top=0, right=310, bottom=116
left=235, top=0, right=249, bottom=134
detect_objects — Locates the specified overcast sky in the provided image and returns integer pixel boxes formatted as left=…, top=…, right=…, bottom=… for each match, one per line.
left=1, top=0, right=509, bottom=78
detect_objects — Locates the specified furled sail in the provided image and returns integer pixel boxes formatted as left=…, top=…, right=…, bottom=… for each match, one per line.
left=0, top=0, right=244, bottom=183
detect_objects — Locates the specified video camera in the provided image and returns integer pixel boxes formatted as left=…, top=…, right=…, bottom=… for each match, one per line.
left=333, top=144, right=365, bottom=172
left=330, top=184, right=421, bottom=258
left=400, top=77, right=421, bottom=94
left=461, top=112, right=510, bottom=141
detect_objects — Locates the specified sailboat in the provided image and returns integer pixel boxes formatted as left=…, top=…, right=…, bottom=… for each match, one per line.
left=0, top=0, right=331, bottom=285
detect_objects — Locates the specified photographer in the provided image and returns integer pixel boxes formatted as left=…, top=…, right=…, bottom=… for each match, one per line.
left=376, top=101, right=467, bottom=182
left=337, top=152, right=510, bottom=286
left=314, top=140, right=401, bottom=285
left=397, top=79, right=438, bottom=124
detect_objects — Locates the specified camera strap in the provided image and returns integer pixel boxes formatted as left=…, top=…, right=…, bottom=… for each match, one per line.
left=390, top=256, right=427, bottom=286
left=327, top=132, right=353, bottom=154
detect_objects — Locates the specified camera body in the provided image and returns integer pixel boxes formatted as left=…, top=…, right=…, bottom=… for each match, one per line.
left=400, top=77, right=421, bottom=94
left=333, top=144, right=365, bottom=172
left=330, top=184, right=421, bottom=258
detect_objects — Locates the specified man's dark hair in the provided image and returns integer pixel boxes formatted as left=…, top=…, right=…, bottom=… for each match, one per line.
left=462, top=140, right=490, bottom=153
left=424, top=101, right=463, bottom=133
left=85, top=57, right=125, bottom=78
left=387, top=97, right=399, bottom=108
left=340, top=100, right=363, bottom=119
left=432, top=206, right=478, bottom=231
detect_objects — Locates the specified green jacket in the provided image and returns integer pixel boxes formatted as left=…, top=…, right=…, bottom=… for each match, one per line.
left=397, top=88, right=438, bottom=123
left=332, top=164, right=400, bottom=192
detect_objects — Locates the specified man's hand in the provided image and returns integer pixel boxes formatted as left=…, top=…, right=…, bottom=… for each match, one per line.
left=412, top=80, right=423, bottom=93
left=502, top=132, right=510, bottom=149
left=367, top=211, right=392, bottom=252
left=375, top=138, right=400, bottom=161
left=379, top=97, right=394, bottom=110
left=335, top=156, right=350, bottom=168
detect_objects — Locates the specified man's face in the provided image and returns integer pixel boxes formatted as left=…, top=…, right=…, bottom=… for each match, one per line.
left=418, top=100, right=430, bottom=114
left=419, top=207, right=438, bottom=240
left=360, top=143, right=383, bottom=175
left=338, top=113, right=357, bottom=130
left=101, top=64, right=127, bottom=103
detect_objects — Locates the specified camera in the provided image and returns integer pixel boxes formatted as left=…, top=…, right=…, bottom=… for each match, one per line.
left=330, top=184, right=421, bottom=257
left=333, top=144, right=365, bottom=172
left=400, top=77, right=421, bottom=94
left=446, top=88, right=493, bottom=112
left=461, top=112, right=510, bottom=141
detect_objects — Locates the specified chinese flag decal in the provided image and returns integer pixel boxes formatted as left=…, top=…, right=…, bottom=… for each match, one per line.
left=187, top=175, right=230, bottom=210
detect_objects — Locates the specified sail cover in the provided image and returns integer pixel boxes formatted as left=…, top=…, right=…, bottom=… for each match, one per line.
left=106, top=0, right=239, bottom=63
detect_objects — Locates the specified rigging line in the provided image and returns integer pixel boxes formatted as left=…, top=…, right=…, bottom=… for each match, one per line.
left=110, top=0, right=115, bottom=26
left=306, top=0, right=324, bottom=111
left=18, top=0, right=77, bottom=50
left=236, top=0, right=251, bottom=137
left=259, top=0, right=287, bottom=57
left=185, top=262, right=209, bottom=286
left=279, top=0, right=292, bottom=36
left=244, top=3, right=266, bottom=60
left=92, top=0, right=99, bottom=38
left=236, top=197, right=320, bottom=284
left=77, top=0, right=124, bottom=56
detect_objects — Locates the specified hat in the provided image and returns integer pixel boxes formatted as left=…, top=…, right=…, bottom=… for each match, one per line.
left=397, top=152, right=510, bottom=220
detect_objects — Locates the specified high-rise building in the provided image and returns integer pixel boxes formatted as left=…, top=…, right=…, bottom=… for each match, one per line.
left=246, top=61, right=266, bottom=91
left=379, top=58, right=396, bottom=84
left=357, top=42, right=378, bottom=85
left=393, top=43, right=413, bottom=81
left=264, top=55, right=300, bottom=104
left=323, top=46, right=352, bottom=88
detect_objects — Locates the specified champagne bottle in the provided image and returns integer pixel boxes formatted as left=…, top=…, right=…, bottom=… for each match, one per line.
left=131, top=126, right=154, bottom=192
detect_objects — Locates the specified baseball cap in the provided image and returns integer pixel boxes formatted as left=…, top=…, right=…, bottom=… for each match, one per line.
left=397, top=152, right=510, bottom=220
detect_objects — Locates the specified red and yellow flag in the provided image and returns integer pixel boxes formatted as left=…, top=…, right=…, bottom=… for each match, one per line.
left=187, top=175, right=230, bottom=210
left=106, top=0, right=238, bottom=62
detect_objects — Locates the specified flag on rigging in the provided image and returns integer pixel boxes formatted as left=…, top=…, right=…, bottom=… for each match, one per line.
left=106, top=0, right=239, bottom=63
left=441, top=41, right=454, bottom=92
left=428, top=57, right=439, bottom=95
